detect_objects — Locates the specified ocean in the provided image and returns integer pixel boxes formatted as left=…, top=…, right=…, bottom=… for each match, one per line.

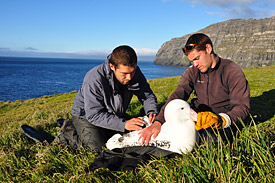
left=0, top=56, right=187, bottom=102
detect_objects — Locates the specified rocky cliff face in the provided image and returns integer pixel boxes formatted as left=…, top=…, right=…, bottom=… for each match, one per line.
left=154, top=16, right=275, bottom=68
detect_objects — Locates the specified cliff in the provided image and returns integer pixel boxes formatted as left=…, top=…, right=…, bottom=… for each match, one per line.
left=154, top=16, right=275, bottom=68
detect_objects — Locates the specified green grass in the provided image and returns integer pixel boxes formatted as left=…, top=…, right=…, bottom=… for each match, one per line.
left=1, top=66, right=275, bottom=182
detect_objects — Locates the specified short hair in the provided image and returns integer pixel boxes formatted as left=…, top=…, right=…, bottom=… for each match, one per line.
left=109, top=45, right=137, bottom=68
left=183, top=33, right=214, bottom=56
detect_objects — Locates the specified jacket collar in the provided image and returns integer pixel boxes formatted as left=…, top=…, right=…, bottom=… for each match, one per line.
left=103, top=55, right=116, bottom=92
left=207, top=56, right=221, bottom=73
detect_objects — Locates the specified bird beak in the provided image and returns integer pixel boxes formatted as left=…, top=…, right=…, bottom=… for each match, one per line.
left=190, top=108, right=197, bottom=122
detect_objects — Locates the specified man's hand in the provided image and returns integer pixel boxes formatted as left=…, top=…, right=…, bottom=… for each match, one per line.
left=196, top=112, right=226, bottom=131
left=138, top=121, right=161, bottom=146
left=147, top=113, right=157, bottom=124
left=125, top=118, right=145, bottom=131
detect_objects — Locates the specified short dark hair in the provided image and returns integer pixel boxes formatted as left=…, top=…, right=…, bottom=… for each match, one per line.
left=110, top=45, right=137, bottom=68
left=183, top=33, right=214, bottom=55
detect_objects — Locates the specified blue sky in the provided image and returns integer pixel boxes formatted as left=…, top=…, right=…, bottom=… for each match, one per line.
left=0, top=0, right=274, bottom=60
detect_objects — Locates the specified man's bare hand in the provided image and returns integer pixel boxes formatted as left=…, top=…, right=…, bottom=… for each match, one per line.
left=147, top=113, right=157, bottom=124
left=125, top=118, right=145, bottom=131
left=138, top=121, right=162, bottom=146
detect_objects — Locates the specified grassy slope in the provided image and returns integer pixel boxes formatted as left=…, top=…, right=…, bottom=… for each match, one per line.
left=0, top=66, right=274, bottom=182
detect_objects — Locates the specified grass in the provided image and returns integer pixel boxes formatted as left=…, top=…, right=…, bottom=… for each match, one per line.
left=1, top=65, right=275, bottom=182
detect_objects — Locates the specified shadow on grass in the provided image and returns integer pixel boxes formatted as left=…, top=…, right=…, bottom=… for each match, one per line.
left=250, top=89, right=275, bottom=124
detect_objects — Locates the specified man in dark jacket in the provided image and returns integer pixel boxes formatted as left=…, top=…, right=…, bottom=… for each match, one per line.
left=70, top=45, right=158, bottom=151
left=139, top=33, right=250, bottom=145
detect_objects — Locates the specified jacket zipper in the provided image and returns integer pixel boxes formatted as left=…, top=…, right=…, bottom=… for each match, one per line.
left=206, top=73, right=209, bottom=106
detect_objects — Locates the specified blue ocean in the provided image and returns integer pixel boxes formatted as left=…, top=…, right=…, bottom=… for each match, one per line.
left=0, top=56, right=187, bottom=102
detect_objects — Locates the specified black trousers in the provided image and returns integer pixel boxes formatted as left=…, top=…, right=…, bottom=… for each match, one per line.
left=71, top=116, right=119, bottom=151
left=197, top=125, right=239, bottom=146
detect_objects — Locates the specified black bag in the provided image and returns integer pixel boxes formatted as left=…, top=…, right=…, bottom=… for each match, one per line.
left=56, top=119, right=80, bottom=149
left=87, top=146, right=179, bottom=171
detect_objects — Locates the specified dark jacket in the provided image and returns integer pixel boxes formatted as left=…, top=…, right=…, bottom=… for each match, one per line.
left=155, top=57, right=250, bottom=126
left=71, top=57, right=158, bottom=132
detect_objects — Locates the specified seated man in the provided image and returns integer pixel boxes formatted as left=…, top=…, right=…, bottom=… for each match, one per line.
left=69, top=45, right=158, bottom=151
left=139, top=33, right=250, bottom=145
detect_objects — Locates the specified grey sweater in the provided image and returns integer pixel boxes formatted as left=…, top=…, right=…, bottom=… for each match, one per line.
left=71, top=57, right=158, bottom=132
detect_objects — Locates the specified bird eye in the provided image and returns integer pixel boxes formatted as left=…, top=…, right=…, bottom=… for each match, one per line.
left=181, top=107, right=184, bottom=110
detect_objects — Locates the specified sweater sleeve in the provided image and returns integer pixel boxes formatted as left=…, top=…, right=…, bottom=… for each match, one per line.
left=224, top=63, right=250, bottom=125
left=154, top=67, right=195, bottom=124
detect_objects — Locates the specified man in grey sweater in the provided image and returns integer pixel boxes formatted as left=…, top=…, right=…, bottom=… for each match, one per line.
left=70, top=45, right=158, bottom=151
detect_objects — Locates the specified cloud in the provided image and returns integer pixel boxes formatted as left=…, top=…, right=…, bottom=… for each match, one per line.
left=134, top=48, right=158, bottom=56
left=25, top=47, right=38, bottom=51
left=0, top=47, right=157, bottom=61
left=0, top=47, right=11, bottom=51
left=189, top=0, right=258, bottom=8
left=64, top=48, right=157, bottom=60
left=222, top=6, right=257, bottom=18
left=65, top=49, right=110, bottom=56
left=0, top=48, right=110, bottom=59
left=184, top=0, right=275, bottom=18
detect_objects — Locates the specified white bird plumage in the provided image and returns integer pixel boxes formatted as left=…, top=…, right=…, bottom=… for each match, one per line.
left=106, top=99, right=198, bottom=154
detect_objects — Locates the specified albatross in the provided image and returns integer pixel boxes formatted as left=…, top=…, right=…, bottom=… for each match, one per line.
left=106, top=99, right=198, bottom=154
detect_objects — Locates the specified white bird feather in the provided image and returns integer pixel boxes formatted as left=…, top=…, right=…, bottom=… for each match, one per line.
left=106, top=99, right=198, bottom=154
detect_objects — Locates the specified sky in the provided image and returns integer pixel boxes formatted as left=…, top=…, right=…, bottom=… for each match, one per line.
left=0, top=0, right=274, bottom=61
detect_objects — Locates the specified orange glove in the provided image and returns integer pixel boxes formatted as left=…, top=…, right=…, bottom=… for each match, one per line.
left=196, top=112, right=226, bottom=131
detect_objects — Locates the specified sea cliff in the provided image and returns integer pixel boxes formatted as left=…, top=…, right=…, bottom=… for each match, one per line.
left=154, top=16, right=275, bottom=68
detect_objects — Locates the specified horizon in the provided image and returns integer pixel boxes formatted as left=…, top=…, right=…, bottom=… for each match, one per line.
left=0, top=55, right=155, bottom=62
left=1, top=0, right=274, bottom=60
